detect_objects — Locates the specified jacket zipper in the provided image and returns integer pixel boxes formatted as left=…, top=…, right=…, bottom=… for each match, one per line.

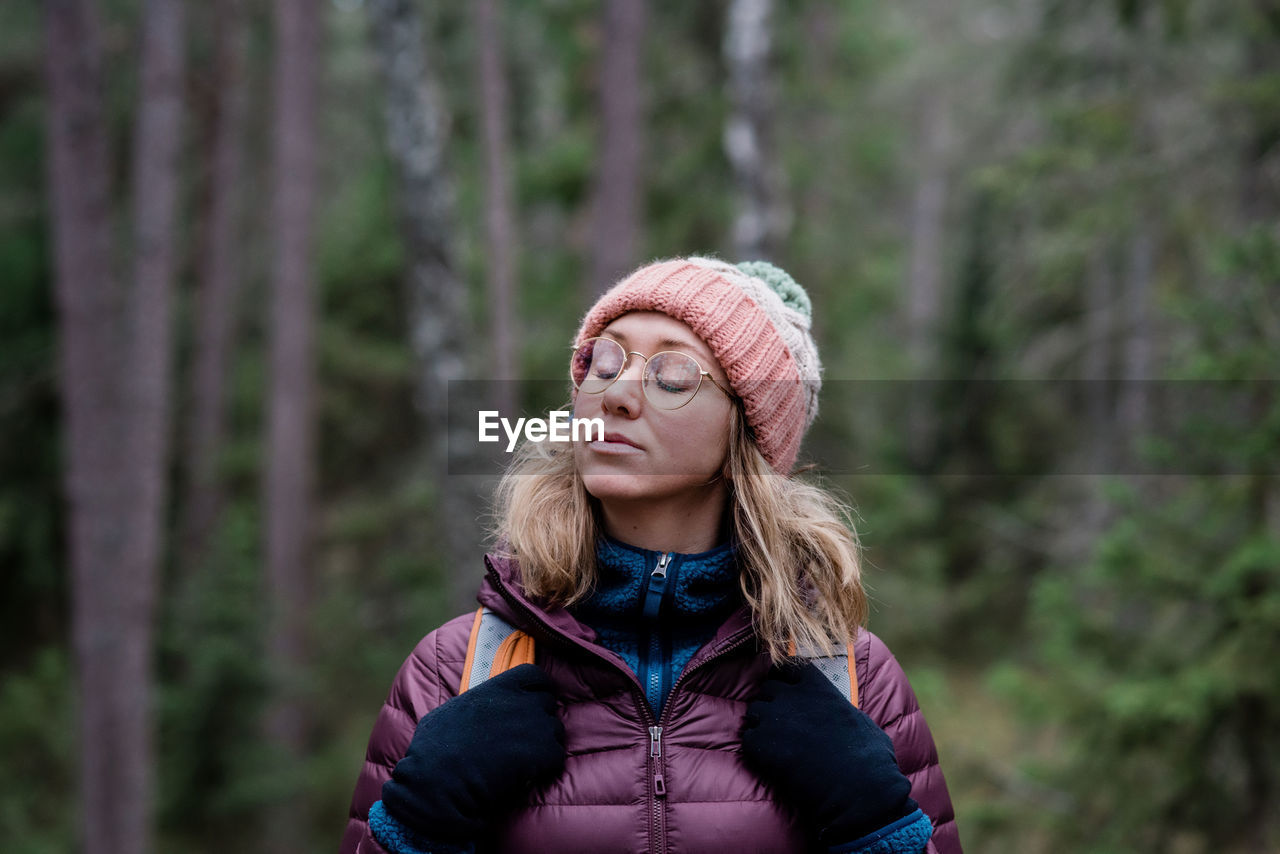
left=643, top=553, right=673, bottom=852
left=648, top=626, right=755, bottom=854
left=486, top=564, right=667, bottom=851
left=650, top=726, right=666, bottom=791
left=649, top=722, right=667, bottom=853
left=639, top=552, right=673, bottom=715
left=485, top=561, right=754, bottom=854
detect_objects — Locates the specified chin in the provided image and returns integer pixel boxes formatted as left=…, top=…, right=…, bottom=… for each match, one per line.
left=581, top=471, right=719, bottom=506
left=580, top=472, right=657, bottom=502
left=573, top=447, right=648, bottom=500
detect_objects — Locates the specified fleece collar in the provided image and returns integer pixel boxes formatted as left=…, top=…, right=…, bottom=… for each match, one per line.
left=581, top=534, right=742, bottom=625
left=478, top=539, right=755, bottom=681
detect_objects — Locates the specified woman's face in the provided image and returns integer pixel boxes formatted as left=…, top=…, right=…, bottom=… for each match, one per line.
left=571, top=311, right=734, bottom=509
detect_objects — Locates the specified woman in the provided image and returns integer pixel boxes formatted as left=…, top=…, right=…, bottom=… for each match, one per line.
left=340, top=257, right=962, bottom=854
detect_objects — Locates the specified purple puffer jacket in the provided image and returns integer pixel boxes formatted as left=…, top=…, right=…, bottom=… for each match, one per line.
left=341, top=552, right=962, bottom=854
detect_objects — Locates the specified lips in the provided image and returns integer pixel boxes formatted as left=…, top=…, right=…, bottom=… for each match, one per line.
left=600, top=432, right=642, bottom=449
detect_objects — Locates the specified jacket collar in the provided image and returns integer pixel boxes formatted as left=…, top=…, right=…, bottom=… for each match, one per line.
left=477, top=548, right=757, bottom=675
left=575, top=534, right=742, bottom=626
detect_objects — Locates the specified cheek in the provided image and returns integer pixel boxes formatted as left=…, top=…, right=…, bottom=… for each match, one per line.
left=570, top=391, right=594, bottom=422
left=677, top=409, right=731, bottom=463
left=705, top=431, right=730, bottom=469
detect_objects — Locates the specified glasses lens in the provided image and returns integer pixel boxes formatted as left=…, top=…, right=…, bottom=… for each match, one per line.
left=645, top=352, right=703, bottom=409
left=572, top=338, right=626, bottom=393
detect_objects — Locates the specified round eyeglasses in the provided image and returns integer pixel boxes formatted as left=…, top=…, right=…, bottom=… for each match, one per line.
left=570, top=337, right=734, bottom=410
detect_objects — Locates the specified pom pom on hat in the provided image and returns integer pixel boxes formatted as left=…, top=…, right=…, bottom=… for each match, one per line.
left=735, top=260, right=812, bottom=320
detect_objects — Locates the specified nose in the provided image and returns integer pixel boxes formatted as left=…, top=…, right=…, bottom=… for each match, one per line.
left=600, top=353, right=646, bottom=418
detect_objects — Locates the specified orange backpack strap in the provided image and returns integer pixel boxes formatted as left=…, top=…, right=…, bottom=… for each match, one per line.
left=460, top=607, right=536, bottom=692
left=786, top=638, right=860, bottom=708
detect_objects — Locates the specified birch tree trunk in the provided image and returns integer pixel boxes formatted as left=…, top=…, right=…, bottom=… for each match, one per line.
left=182, top=0, right=249, bottom=574
left=1081, top=246, right=1116, bottom=544
left=1117, top=226, right=1153, bottom=442
left=474, top=0, right=518, bottom=415
left=905, top=91, right=950, bottom=376
left=264, top=0, right=319, bottom=848
left=903, top=90, right=951, bottom=466
left=368, top=0, right=484, bottom=614
left=724, top=0, right=789, bottom=261
left=587, top=0, right=645, bottom=295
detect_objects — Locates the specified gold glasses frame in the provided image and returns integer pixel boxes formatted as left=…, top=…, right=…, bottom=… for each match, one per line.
left=569, top=337, right=734, bottom=410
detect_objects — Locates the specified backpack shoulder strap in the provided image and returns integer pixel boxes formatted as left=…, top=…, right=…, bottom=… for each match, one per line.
left=460, top=606, right=536, bottom=692
left=787, top=638, right=860, bottom=708
left=461, top=608, right=858, bottom=707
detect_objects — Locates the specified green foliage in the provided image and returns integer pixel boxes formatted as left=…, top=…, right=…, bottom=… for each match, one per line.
left=1005, top=197, right=1280, bottom=850
left=315, top=159, right=419, bottom=491
left=156, top=502, right=267, bottom=853
left=1019, top=479, right=1280, bottom=851
left=0, top=648, right=76, bottom=853
left=0, top=22, right=62, bottom=672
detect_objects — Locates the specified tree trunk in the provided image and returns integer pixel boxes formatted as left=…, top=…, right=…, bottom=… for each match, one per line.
left=474, top=0, right=518, bottom=415
left=1117, top=226, right=1153, bottom=444
left=181, top=0, right=249, bottom=576
left=903, top=90, right=951, bottom=466
left=264, top=0, right=319, bottom=849
left=368, top=0, right=485, bottom=614
left=46, top=0, right=185, bottom=850
left=116, top=0, right=186, bottom=844
left=724, top=0, right=788, bottom=262
left=1081, top=246, right=1116, bottom=543
left=45, top=1, right=127, bottom=850
left=587, top=0, right=645, bottom=295
left=905, top=91, right=950, bottom=375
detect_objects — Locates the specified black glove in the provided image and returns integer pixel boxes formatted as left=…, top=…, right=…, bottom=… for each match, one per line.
left=381, top=663, right=567, bottom=844
left=740, top=661, right=917, bottom=845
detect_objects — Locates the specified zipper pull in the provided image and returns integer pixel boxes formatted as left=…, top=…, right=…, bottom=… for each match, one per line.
left=642, top=554, right=672, bottom=620
left=650, top=725, right=667, bottom=797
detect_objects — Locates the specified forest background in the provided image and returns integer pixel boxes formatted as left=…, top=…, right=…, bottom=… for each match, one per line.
left=4, top=0, right=1279, bottom=852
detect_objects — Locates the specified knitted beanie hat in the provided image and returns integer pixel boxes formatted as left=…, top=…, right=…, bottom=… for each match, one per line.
left=573, top=256, right=822, bottom=474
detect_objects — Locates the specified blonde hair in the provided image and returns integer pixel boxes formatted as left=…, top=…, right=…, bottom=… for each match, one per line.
left=488, top=400, right=867, bottom=664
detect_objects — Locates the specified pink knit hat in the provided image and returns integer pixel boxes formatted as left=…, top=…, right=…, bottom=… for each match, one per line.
left=573, top=256, right=822, bottom=474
